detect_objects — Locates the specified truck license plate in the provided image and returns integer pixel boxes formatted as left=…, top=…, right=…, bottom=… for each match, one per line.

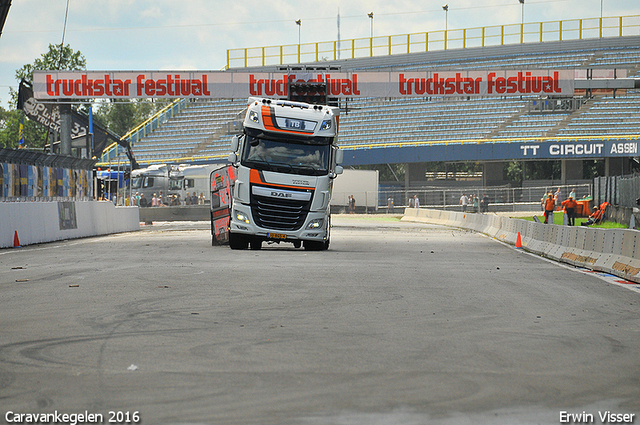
left=268, top=233, right=287, bottom=240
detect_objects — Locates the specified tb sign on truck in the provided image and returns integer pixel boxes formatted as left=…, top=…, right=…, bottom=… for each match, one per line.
left=227, top=97, right=343, bottom=250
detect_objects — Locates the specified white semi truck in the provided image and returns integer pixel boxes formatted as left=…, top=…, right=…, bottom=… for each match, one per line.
left=130, top=163, right=218, bottom=205
left=227, top=97, right=343, bottom=250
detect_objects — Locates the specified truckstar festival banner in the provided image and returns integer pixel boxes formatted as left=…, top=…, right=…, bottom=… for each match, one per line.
left=33, top=70, right=574, bottom=100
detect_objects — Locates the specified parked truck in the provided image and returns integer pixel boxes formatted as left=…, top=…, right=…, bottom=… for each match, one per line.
left=131, top=163, right=219, bottom=206
left=227, top=97, right=343, bottom=250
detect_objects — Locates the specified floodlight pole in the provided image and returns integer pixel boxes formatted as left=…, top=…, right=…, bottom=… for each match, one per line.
left=442, top=5, right=449, bottom=49
left=296, top=19, right=301, bottom=63
left=442, top=5, right=448, bottom=31
left=368, top=12, right=374, bottom=38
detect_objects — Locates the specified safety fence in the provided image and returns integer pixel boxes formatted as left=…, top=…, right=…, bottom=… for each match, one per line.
left=0, top=148, right=95, bottom=202
left=227, top=15, right=640, bottom=68
left=595, top=174, right=640, bottom=209
left=377, top=183, right=592, bottom=212
left=403, top=207, right=640, bottom=284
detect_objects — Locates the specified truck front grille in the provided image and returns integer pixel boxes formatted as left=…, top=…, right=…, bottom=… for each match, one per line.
left=251, top=194, right=311, bottom=231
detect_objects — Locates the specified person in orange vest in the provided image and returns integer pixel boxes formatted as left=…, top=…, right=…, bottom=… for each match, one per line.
left=544, top=193, right=555, bottom=224
left=562, top=196, right=578, bottom=226
left=581, top=206, right=603, bottom=226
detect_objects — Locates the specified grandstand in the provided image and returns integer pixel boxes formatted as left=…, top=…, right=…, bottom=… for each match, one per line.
left=106, top=23, right=640, bottom=187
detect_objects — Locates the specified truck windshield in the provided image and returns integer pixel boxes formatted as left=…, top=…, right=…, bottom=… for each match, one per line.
left=131, top=176, right=143, bottom=189
left=242, top=137, right=330, bottom=176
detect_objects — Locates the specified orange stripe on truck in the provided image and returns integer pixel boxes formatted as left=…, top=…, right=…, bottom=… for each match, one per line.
left=250, top=168, right=314, bottom=191
left=260, top=105, right=313, bottom=135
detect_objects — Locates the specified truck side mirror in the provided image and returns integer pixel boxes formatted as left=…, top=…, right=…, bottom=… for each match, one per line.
left=230, top=135, right=240, bottom=152
left=228, top=152, right=238, bottom=164
left=335, top=149, right=344, bottom=165
left=330, top=166, right=343, bottom=179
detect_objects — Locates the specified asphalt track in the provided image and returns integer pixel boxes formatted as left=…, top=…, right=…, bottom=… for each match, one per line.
left=1, top=215, right=639, bottom=425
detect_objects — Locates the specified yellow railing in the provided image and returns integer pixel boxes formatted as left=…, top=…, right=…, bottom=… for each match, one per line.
left=96, top=98, right=187, bottom=166
left=227, top=15, right=640, bottom=69
left=124, top=134, right=640, bottom=167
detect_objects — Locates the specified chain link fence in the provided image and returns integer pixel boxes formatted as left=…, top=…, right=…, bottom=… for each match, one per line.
left=595, top=174, right=640, bottom=209
left=377, top=183, right=592, bottom=213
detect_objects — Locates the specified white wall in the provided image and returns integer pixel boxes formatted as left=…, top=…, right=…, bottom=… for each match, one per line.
left=0, top=201, right=140, bottom=248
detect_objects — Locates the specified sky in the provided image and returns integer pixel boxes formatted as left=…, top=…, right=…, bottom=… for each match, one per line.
left=0, top=0, right=639, bottom=108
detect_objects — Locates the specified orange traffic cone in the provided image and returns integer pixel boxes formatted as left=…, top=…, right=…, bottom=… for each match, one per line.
left=515, top=231, right=522, bottom=249
left=13, top=231, right=21, bottom=248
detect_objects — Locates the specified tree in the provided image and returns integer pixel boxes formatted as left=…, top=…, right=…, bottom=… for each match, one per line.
left=0, top=44, right=87, bottom=150
left=94, top=99, right=171, bottom=138
left=15, top=43, right=86, bottom=85
left=0, top=107, right=48, bottom=149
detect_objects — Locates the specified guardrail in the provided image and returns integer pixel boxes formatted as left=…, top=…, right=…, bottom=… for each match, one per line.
left=402, top=208, right=640, bottom=283
left=227, top=15, right=640, bottom=69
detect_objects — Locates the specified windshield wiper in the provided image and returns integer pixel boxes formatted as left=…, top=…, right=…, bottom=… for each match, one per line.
left=293, top=164, right=326, bottom=175
left=246, top=159, right=293, bottom=173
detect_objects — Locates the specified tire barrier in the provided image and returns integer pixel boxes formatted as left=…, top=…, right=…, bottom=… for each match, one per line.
left=402, top=208, right=640, bottom=284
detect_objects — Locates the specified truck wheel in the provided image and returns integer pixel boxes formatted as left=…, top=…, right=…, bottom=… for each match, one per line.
left=229, top=232, right=248, bottom=250
left=304, top=241, right=325, bottom=251
left=250, top=239, right=262, bottom=250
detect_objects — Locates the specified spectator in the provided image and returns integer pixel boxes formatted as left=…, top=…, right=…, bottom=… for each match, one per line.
left=540, top=192, right=547, bottom=211
left=139, top=193, right=148, bottom=208
left=554, top=187, right=563, bottom=210
left=408, top=195, right=414, bottom=208
left=459, top=193, right=469, bottom=212
left=413, top=195, right=419, bottom=208
left=185, top=192, right=192, bottom=205
left=387, top=196, right=394, bottom=214
left=480, top=194, right=489, bottom=213
left=198, top=192, right=206, bottom=205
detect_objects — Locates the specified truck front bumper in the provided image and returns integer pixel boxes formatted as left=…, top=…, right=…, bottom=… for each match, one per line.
left=230, top=205, right=328, bottom=242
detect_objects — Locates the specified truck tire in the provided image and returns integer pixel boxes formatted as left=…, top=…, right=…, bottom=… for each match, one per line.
left=250, top=239, right=262, bottom=250
left=304, top=240, right=326, bottom=251
left=229, top=232, right=248, bottom=250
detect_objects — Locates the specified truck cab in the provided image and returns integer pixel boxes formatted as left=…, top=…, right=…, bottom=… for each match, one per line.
left=227, top=97, right=343, bottom=250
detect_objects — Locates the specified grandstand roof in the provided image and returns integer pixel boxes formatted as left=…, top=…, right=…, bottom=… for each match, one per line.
left=0, top=0, right=10, bottom=39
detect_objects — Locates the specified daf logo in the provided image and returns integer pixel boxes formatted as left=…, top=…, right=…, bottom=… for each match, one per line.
left=271, top=191, right=292, bottom=198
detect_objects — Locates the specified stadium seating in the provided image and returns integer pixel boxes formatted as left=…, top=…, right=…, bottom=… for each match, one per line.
left=128, top=38, right=640, bottom=164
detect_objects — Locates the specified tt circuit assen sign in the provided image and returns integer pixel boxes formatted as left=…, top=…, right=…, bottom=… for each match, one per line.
left=32, top=70, right=574, bottom=100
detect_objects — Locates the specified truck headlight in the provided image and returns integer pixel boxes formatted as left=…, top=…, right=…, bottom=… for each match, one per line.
left=307, top=219, right=323, bottom=229
left=235, top=212, right=250, bottom=224
left=249, top=111, right=260, bottom=123
left=320, top=120, right=332, bottom=130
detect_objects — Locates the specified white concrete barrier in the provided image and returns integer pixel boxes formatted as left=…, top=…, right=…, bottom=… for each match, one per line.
left=403, top=208, right=640, bottom=284
left=0, top=201, right=140, bottom=248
